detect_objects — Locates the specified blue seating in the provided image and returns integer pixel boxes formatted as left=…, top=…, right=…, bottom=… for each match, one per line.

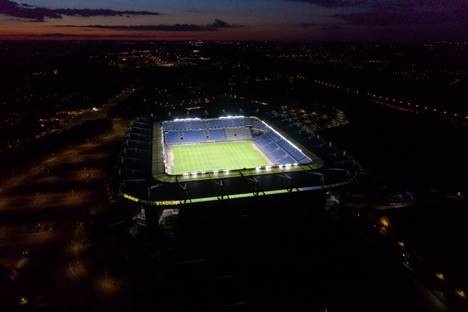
left=171, top=121, right=187, bottom=130
left=251, top=120, right=266, bottom=130
left=163, top=118, right=259, bottom=132
left=188, top=120, right=205, bottom=129
left=290, top=150, right=304, bottom=161
left=231, top=118, right=251, bottom=127
left=182, top=130, right=205, bottom=143
left=281, top=144, right=296, bottom=155
left=252, top=132, right=311, bottom=165
left=165, top=131, right=182, bottom=145
left=208, top=129, right=226, bottom=141
left=253, top=135, right=270, bottom=147
left=277, top=154, right=296, bottom=165
left=272, top=148, right=286, bottom=160
left=207, top=119, right=224, bottom=128
left=225, top=127, right=252, bottom=141
left=219, top=119, right=230, bottom=127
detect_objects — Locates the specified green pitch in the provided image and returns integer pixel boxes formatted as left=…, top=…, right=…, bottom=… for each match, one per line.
left=168, top=141, right=270, bottom=174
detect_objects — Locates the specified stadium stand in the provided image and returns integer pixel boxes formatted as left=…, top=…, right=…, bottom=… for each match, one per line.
left=206, top=119, right=224, bottom=129
left=165, top=131, right=182, bottom=145
left=252, top=132, right=310, bottom=165
left=162, top=117, right=311, bottom=166
left=182, top=130, right=205, bottom=143
left=207, top=129, right=227, bottom=141
left=224, top=127, right=252, bottom=141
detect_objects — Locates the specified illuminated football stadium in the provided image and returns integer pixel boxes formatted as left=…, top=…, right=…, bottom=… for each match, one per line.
left=159, top=116, right=316, bottom=176
left=113, top=114, right=361, bottom=224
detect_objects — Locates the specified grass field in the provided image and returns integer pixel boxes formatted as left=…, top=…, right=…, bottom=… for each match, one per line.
left=168, top=140, right=270, bottom=174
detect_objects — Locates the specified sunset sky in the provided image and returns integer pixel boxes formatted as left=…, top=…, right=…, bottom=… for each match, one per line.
left=1, top=0, right=468, bottom=40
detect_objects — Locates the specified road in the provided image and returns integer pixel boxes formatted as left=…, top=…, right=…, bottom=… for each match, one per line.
left=0, top=117, right=127, bottom=310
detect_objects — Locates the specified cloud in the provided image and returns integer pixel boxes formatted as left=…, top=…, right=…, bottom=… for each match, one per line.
left=60, top=19, right=240, bottom=32
left=289, top=0, right=468, bottom=26
left=288, top=0, right=368, bottom=8
left=0, top=0, right=160, bottom=22
left=335, top=10, right=451, bottom=26
left=299, top=23, right=318, bottom=28
left=334, top=0, right=468, bottom=26
left=38, top=33, right=148, bottom=38
left=40, top=33, right=83, bottom=37
left=187, top=9, right=202, bottom=14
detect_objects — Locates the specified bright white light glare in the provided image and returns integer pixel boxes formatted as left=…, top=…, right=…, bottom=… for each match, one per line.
left=219, top=115, right=245, bottom=119
left=224, top=170, right=230, bottom=174
left=173, top=117, right=202, bottom=122
left=183, top=173, right=190, bottom=177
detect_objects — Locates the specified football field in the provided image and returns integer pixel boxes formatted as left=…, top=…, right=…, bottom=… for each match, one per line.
left=168, top=140, right=270, bottom=174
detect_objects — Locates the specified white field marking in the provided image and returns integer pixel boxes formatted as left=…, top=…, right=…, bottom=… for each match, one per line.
left=167, top=148, right=175, bottom=169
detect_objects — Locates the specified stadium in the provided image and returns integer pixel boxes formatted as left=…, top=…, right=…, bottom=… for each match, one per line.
left=156, top=116, right=320, bottom=178
left=113, top=114, right=361, bottom=226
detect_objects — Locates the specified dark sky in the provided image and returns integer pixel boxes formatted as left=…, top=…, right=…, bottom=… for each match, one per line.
left=1, top=0, right=468, bottom=40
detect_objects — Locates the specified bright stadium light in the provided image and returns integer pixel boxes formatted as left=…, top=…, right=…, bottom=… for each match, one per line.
left=183, top=173, right=190, bottom=177
left=224, top=169, right=230, bottom=175
left=219, top=115, right=245, bottom=119
left=173, top=117, right=202, bottom=122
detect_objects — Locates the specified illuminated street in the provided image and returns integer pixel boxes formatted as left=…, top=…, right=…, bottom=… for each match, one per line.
left=0, top=119, right=127, bottom=309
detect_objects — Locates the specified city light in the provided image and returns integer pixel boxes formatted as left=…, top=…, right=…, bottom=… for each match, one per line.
left=435, top=272, right=445, bottom=281
left=3, top=37, right=467, bottom=312
left=456, top=289, right=467, bottom=299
